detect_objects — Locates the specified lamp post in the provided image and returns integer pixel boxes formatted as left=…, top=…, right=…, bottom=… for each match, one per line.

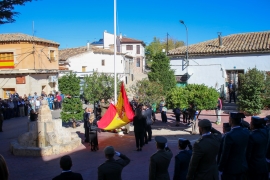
left=179, top=20, right=189, bottom=66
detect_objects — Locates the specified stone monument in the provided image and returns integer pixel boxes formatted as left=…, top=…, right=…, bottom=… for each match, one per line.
left=10, top=100, right=81, bottom=156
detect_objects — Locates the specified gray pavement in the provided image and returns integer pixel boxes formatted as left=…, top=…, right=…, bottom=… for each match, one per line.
left=0, top=109, right=268, bottom=180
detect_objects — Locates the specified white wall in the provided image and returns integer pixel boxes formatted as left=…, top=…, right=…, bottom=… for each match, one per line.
left=68, top=51, right=124, bottom=74
left=103, top=31, right=114, bottom=49
left=170, top=54, right=270, bottom=88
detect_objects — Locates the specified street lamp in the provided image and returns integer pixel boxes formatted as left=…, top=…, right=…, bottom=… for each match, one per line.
left=179, top=20, right=189, bottom=66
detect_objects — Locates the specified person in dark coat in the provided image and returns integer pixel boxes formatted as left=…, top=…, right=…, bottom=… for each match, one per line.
left=83, top=108, right=89, bottom=143
left=133, top=108, right=147, bottom=151
left=217, top=123, right=231, bottom=164
left=98, top=146, right=130, bottom=180
left=143, top=104, right=153, bottom=144
left=246, top=116, right=269, bottom=180
left=88, top=108, right=98, bottom=151
left=173, top=138, right=192, bottom=180
left=186, top=119, right=221, bottom=180
left=265, top=115, right=270, bottom=175
left=149, top=136, right=173, bottom=180
left=173, top=107, right=181, bottom=127
left=52, top=155, right=83, bottom=180
left=218, top=112, right=250, bottom=180
left=29, top=109, right=38, bottom=121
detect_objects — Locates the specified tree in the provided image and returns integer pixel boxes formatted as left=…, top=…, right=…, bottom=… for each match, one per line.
left=83, top=72, right=120, bottom=104
left=145, top=36, right=184, bottom=63
left=238, top=67, right=265, bottom=115
left=262, top=72, right=270, bottom=109
left=166, top=84, right=219, bottom=118
left=0, top=0, right=36, bottom=24
left=148, top=52, right=176, bottom=92
left=58, top=72, right=83, bottom=122
left=129, top=78, right=165, bottom=104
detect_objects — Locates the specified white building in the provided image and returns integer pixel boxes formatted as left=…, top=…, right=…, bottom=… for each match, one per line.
left=169, top=31, right=270, bottom=99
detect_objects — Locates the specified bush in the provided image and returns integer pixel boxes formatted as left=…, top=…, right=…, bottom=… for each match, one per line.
left=238, top=68, right=265, bottom=115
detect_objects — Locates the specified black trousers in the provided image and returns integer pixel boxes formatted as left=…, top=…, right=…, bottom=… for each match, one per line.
left=145, top=125, right=152, bottom=142
left=89, top=130, right=98, bottom=148
left=135, top=131, right=144, bottom=148
left=161, top=111, right=167, bottom=122
left=175, top=114, right=180, bottom=122
left=84, top=126, right=89, bottom=142
left=152, top=111, right=156, bottom=121
left=221, top=173, right=245, bottom=180
left=229, top=91, right=236, bottom=102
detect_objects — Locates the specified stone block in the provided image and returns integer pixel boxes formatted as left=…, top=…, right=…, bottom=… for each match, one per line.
left=45, top=122, right=54, bottom=133
left=45, top=132, right=58, bottom=146
left=28, top=121, right=37, bottom=132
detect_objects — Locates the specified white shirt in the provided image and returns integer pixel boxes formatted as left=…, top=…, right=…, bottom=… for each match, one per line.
left=35, top=100, right=40, bottom=106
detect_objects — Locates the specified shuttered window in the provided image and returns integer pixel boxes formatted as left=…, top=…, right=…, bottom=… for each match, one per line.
left=126, top=45, right=133, bottom=50
left=136, top=45, right=140, bottom=54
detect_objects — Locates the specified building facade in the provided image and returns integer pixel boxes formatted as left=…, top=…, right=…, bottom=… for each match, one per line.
left=0, top=33, right=59, bottom=99
left=169, top=31, right=270, bottom=99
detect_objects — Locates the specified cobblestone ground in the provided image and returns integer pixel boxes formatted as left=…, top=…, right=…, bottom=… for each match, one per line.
left=0, top=109, right=268, bottom=180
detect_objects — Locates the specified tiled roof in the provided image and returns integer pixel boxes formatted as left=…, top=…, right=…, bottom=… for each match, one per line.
left=168, top=31, right=270, bottom=56
left=0, top=33, right=60, bottom=46
left=59, top=46, right=123, bottom=61
left=120, top=37, right=145, bottom=45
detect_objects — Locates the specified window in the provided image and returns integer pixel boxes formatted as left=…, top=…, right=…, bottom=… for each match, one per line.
left=136, top=58, right=140, bottom=67
left=125, top=76, right=128, bottom=84
left=102, top=59, right=105, bottom=66
left=126, top=45, right=133, bottom=50
left=131, top=74, right=134, bottom=81
left=136, top=45, right=140, bottom=54
left=0, top=52, right=14, bottom=69
left=50, top=50, right=55, bottom=61
left=82, top=66, right=87, bottom=72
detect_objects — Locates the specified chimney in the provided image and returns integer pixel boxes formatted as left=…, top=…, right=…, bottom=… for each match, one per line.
left=218, top=32, right=223, bottom=47
left=87, top=42, right=90, bottom=51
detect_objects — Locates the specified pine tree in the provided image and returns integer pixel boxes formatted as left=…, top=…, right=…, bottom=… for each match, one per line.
left=148, top=52, right=176, bottom=92
left=58, top=72, right=83, bottom=122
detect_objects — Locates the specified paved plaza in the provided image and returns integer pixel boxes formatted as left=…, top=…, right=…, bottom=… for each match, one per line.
left=0, top=109, right=268, bottom=180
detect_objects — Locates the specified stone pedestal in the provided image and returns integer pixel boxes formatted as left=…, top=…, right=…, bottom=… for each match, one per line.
left=10, top=100, right=81, bottom=156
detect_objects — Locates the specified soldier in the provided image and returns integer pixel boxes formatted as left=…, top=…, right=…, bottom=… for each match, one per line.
left=149, top=136, right=173, bottom=180
left=186, top=119, right=221, bottom=180
left=217, top=123, right=231, bottom=164
left=227, top=80, right=236, bottom=103
left=173, top=138, right=192, bottom=180
left=83, top=108, right=90, bottom=143
left=246, top=116, right=268, bottom=180
left=143, top=104, right=153, bottom=143
left=98, top=146, right=130, bottom=180
left=218, top=112, right=249, bottom=180
left=0, top=105, right=3, bottom=132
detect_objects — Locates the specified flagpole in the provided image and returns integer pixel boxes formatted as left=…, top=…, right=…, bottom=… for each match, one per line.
left=114, top=0, right=117, bottom=104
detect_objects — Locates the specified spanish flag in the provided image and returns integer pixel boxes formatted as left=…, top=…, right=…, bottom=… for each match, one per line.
left=98, top=82, right=134, bottom=130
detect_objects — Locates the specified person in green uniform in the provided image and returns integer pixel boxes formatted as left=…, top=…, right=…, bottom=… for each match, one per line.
left=151, top=102, right=157, bottom=122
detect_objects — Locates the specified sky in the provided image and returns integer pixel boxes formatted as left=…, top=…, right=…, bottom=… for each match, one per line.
left=0, top=0, right=269, bottom=49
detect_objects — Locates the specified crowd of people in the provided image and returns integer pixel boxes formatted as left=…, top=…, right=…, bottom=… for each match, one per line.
left=0, top=90, right=65, bottom=132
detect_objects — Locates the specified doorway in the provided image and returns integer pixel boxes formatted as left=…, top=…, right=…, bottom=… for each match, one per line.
left=3, top=88, right=15, bottom=99
left=41, top=85, right=46, bottom=94
left=225, top=69, right=244, bottom=101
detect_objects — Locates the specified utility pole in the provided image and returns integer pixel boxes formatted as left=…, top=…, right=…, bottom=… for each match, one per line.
left=166, top=33, right=169, bottom=55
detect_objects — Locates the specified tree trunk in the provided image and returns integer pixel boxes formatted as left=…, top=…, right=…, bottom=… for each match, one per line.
left=72, top=120, right=76, bottom=128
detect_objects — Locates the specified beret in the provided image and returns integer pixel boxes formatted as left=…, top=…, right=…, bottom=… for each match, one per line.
left=198, top=119, right=212, bottom=128
left=155, top=136, right=167, bottom=144
left=104, top=146, right=115, bottom=155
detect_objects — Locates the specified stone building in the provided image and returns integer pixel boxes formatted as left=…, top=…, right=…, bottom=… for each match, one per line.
left=0, top=33, right=60, bottom=99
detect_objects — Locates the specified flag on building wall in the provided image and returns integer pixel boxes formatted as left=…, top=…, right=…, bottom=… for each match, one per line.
left=97, top=82, right=135, bottom=130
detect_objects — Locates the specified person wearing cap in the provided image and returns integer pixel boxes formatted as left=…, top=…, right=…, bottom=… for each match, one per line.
left=217, top=123, right=231, bottom=164
left=149, top=136, right=173, bottom=180
left=187, top=119, right=221, bottom=180
left=173, top=138, right=192, bottom=180
left=246, top=116, right=268, bottom=180
left=133, top=108, right=147, bottom=151
left=218, top=112, right=249, bottom=180
left=52, top=155, right=83, bottom=180
left=98, top=146, right=130, bottom=180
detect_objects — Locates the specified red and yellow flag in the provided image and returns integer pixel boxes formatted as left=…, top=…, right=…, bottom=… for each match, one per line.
left=97, top=82, right=135, bottom=130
